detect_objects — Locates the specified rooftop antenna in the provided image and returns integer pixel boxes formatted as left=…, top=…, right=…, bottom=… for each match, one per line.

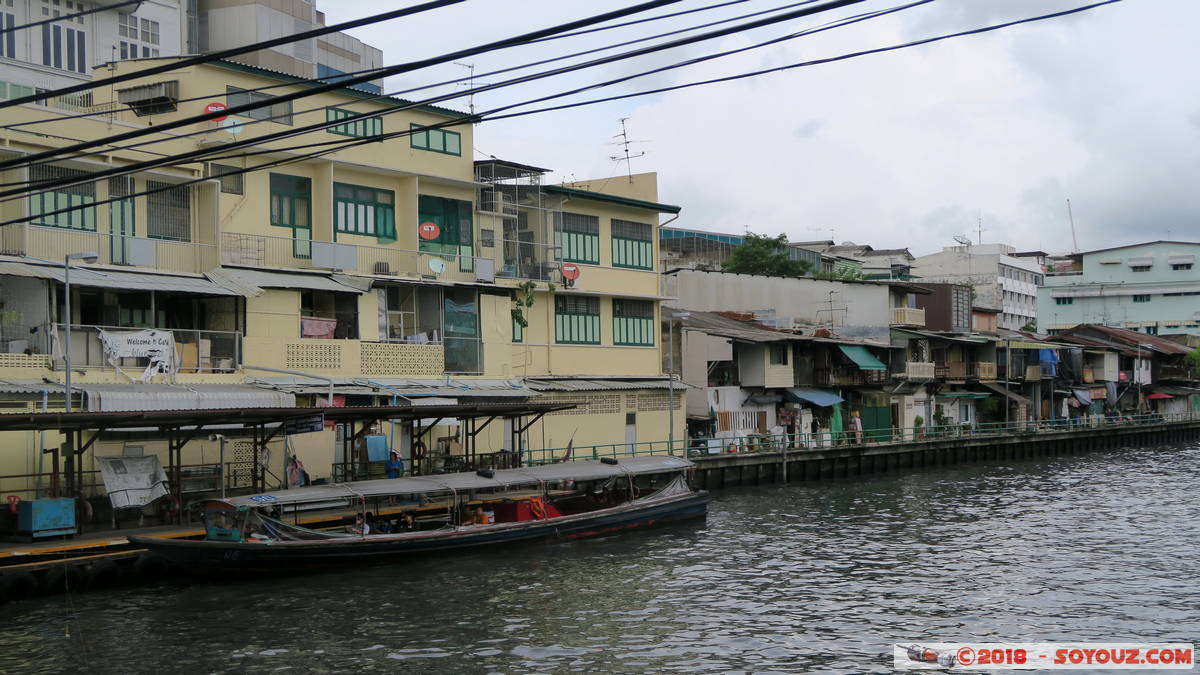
left=609, top=117, right=649, bottom=183
left=1066, top=198, right=1079, bottom=253
left=976, top=210, right=986, bottom=245
left=453, top=62, right=489, bottom=119
left=807, top=227, right=835, bottom=243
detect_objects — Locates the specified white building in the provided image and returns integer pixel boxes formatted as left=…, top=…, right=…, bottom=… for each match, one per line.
left=912, top=243, right=1044, bottom=332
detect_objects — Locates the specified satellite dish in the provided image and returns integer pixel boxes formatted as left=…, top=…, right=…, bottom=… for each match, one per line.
left=953, top=234, right=972, bottom=246
left=428, top=258, right=447, bottom=275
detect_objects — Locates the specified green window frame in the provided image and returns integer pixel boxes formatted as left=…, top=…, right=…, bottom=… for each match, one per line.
left=512, top=314, right=524, bottom=343
left=270, top=173, right=312, bottom=258
left=554, top=212, right=600, bottom=264
left=109, top=176, right=135, bottom=265
left=1055, top=297, right=1073, bottom=305
left=334, top=183, right=395, bottom=240
left=226, top=86, right=292, bottom=125
left=417, top=195, right=474, bottom=271
left=1132, top=294, right=1151, bottom=303
left=555, top=295, right=600, bottom=345
left=611, top=219, right=654, bottom=270
left=409, top=123, right=462, bottom=155
left=327, top=106, right=382, bottom=138
left=28, top=165, right=95, bottom=230
left=613, top=298, right=654, bottom=346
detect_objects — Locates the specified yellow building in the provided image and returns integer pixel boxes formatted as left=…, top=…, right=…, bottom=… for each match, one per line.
left=0, top=58, right=683, bottom=496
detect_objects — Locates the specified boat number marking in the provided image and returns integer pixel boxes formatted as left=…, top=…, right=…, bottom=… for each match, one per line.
left=224, top=550, right=240, bottom=560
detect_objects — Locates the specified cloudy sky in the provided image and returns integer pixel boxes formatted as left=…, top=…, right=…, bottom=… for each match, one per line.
left=317, top=0, right=1199, bottom=257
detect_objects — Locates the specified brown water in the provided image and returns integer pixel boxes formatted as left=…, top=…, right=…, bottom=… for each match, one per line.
left=3, top=442, right=1198, bottom=674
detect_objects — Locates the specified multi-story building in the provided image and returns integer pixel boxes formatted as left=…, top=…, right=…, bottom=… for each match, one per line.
left=912, top=243, right=1044, bottom=331
left=0, top=57, right=681, bottom=491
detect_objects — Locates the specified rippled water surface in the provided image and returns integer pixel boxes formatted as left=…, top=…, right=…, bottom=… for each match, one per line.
left=4, top=443, right=1199, bottom=674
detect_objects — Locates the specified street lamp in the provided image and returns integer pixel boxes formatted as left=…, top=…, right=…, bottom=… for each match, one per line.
left=666, top=310, right=690, bottom=455
left=63, top=251, right=98, bottom=414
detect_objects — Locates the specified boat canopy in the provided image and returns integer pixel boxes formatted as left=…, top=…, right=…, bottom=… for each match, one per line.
left=223, top=456, right=694, bottom=508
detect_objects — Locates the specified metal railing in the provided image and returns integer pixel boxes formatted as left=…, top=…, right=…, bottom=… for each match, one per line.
left=51, top=323, right=242, bottom=372
left=518, top=411, right=1200, bottom=465
left=0, top=223, right=219, bottom=274
left=813, top=367, right=887, bottom=387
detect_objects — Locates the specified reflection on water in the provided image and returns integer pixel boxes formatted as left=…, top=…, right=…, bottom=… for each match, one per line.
left=4, top=444, right=1199, bottom=674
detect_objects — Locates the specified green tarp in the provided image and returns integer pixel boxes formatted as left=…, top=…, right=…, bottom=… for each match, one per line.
left=837, top=345, right=887, bottom=370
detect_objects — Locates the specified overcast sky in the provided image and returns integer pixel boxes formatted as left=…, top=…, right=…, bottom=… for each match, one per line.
left=317, top=0, right=1199, bottom=257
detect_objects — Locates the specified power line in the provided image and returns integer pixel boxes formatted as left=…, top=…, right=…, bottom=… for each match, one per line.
left=0, top=0, right=1117, bottom=228
left=0, top=0, right=140, bottom=35
left=0, top=0, right=687, bottom=175
left=2, top=0, right=869, bottom=196
left=0, top=0, right=471, bottom=109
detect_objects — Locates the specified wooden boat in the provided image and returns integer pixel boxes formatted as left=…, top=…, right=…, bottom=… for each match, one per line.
left=130, top=456, right=708, bottom=573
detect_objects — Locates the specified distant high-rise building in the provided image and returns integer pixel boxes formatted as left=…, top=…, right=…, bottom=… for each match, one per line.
left=912, top=243, right=1044, bottom=332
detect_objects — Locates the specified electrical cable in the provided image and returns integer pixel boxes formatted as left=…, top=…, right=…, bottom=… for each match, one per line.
left=0, top=0, right=687, bottom=173
left=0, top=0, right=1116, bottom=229
left=1, top=0, right=868, bottom=195
left=0, top=0, right=471, bottom=109
left=0, top=0, right=140, bottom=35
left=6, top=0, right=832, bottom=173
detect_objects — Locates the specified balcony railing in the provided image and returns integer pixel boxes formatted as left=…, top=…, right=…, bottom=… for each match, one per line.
left=51, top=324, right=242, bottom=372
left=813, top=367, right=887, bottom=387
left=1, top=223, right=219, bottom=274
left=972, top=362, right=997, bottom=379
left=220, top=231, right=497, bottom=284
left=890, top=307, right=926, bottom=327
left=897, top=361, right=935, bottom=380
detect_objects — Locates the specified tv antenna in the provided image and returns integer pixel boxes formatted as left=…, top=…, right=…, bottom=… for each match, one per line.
left=1066, top=198, right=1079, bottom=253
left=453, top=62, right=489, bottom=118
left=976, top=210, right=986, bottom=244
left=807, top=227, right=835, bottom=243
left=609, top=117, right=649, bottom=183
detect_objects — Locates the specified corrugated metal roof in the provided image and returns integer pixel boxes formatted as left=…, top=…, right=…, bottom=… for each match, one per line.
left=679, top=311, right=797, bottom=344
left=249, top=377, right=537, bottom=398
left=524, top=378, right=678, bottom=392
left=0, top=261, right=238, bottom=296
left=75, top=384, right=295, bottom=412
left=0, top=380, right=65, bottom=395
left=208, top=268, right=365, bottom=295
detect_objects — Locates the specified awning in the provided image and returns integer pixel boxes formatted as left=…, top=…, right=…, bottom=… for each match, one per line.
left=1146, top=393, right=1174, bottom=400
left=837, top=345, right=887, bottom=370
left=0, top=261, right=238, bottom=296
left=76, top=384, right=296, bottom=412
left=936, top=392, right=990, bottom=399
left=745, top=393, right=781, bottom=404
left=207, top=268, right=365, bottom=295
left=1072, top=389, right=1092, bottom=406
left=977, top=380, right=1031, bottom=405
left=784, top=388, right=843, bottom=406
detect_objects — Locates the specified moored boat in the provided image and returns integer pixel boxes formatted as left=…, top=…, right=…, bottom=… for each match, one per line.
left=130, top=456, right=708, bottom=574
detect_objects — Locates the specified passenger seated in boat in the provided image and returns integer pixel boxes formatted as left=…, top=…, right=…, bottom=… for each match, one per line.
left=368, top=512, right=391, bottom=534
left=398, top=512, right=417, bottom=532
left=473, top=507, right=487, bottom=525
left=345, top=513, right=370, bottom=535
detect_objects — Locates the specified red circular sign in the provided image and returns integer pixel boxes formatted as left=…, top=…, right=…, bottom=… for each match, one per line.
left=561, top=263, right=580, bottom=280
left=204, top=102, right=228, bottom=122
left=418, top=221, right=441, bottom=241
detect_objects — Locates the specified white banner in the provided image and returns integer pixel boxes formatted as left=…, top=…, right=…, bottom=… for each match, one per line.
left=97, top=329, right=176, bottom=383
left=96, top=456, right=170, bottom=510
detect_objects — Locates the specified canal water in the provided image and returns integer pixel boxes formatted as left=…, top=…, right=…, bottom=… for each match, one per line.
left=3, top=442, right=1199, bottom=674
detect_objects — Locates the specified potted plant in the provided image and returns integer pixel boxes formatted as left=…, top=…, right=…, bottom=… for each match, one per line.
left=913, top=415, right=924, bottom=440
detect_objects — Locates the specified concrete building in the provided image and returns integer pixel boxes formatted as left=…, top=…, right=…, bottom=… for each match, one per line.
left=0, top=57, right=681, bottom=495
left=1038, top=241, right=1200, bottom=336
left=912, top=243, right=1044, bottom=332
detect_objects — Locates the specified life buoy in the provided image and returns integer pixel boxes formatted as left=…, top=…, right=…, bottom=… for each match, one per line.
left=41, top=565, right=85, bottom=594
left=77, top=498, right=94, bottom=524
left=133, top=553, right=171, bottom=580
left=6, top=495, right=18, bottom=515
left=158, top=495, right=181, bottom=518
left=412, top=441, right=427, bottom=461
left=529, top=496, right=547, bottom=520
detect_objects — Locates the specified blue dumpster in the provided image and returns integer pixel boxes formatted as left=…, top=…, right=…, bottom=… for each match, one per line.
left=17, top=498, right=77, bottom=538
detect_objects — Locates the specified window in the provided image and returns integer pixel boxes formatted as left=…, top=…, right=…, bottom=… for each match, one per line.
left=613, top=298, right=654, bottom=346
left=116, top=12, right=159, bottom=59
left=109, top=176, right=135, bottom=265
left=444, top=288, right=482, bottom=374
left=1055, top=297, right=1073, bottom=305
left=1132, top=294, right=1151, bottom=303
left=1130, top=266, right=1151, bottom=273
left=480, top=228, right=495, bottom=248
left=555, top=295, right=600, bottom=344
left=1, top=12, right=15, bottom=59
left=227, top=86, right=292, bottom=125
left=769, top=343, right=789, bottom=365
left=42, top=23, right=86, bottom=73
left=326, top=107, right=382, bottom=138
left=270, top=173, right=312, bottom=258
left=300, top=290, right=358, bottom=339
left=554, top=212, right=599, bottom=264
left=512, top=313, right=523, bottom=343
left=611, top=219, right=653, bottom=269
left=208, top=163, right=244, bottom=195
left=28, top=165, right=95, bottom=230
left=409, top=123, right=461, bottom=155
left=317, top=64, right=383, bottom=94
left=417, top=195, right=473, bottom=268
left=1172, top=263, right=1192, bottom=271
left=1034, top=275, right=1043, bottom=285
left=145, top=181, right=190, bottom=241
left=334, top=183, right=395, bottom=239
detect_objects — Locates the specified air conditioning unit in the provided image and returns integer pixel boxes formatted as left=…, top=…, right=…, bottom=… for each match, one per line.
left=374, top=261, right=392, bottom=275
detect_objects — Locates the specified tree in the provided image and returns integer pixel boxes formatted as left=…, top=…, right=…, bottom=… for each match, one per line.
left=722, top=233, right=811, bottom=278
left=1021, top=319, right=1038, bottom=333
left=1186, top=348, right=1200, bottom=371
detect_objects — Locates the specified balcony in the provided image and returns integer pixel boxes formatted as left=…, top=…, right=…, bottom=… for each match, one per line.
left=1025, top=365, right=1044, bottom=380
left=897, top=361, right=935, bottom=380
left=971, top=362, right=997, bottom=379
left=219, top=232, right=498, bottom=284
left=891, top=307, right=926, bottom=327
left=1, top=224, right=219, bottom=274
left=53, top=324, right=242, bottom=373
left=246, top=337, right=446, bottom=377
left=813, top=367, right=887, bottom=387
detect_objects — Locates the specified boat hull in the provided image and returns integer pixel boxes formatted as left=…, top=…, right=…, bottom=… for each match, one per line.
left=130, top=491, right=709, bottom=574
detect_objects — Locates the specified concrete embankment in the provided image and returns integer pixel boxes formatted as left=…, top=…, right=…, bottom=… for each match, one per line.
left=691, top=418, right=1200, bottom=489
